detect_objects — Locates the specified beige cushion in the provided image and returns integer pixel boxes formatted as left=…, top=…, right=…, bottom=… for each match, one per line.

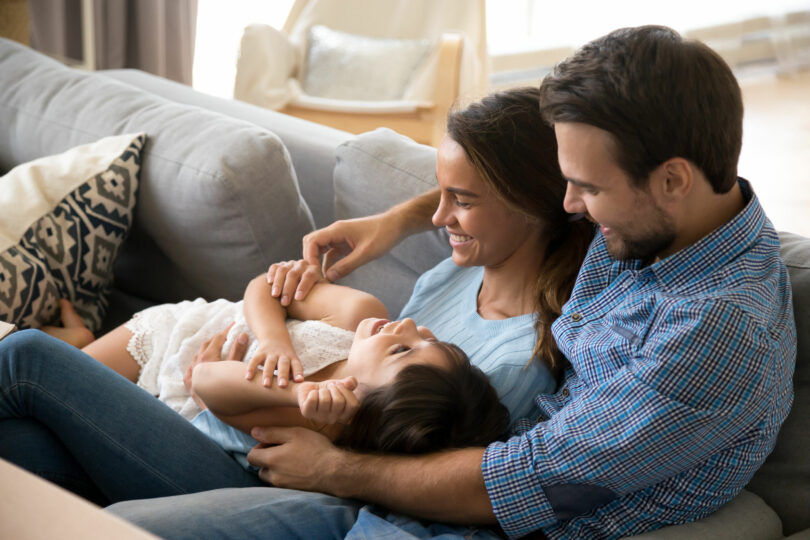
left=302, top=25, right=432, bottom=101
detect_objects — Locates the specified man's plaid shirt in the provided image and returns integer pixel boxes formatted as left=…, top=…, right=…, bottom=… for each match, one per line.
left=482, top=180, right=796, bottom=539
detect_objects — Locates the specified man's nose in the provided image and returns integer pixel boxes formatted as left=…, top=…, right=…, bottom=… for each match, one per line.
left=563, top=184, right=586, bottom=214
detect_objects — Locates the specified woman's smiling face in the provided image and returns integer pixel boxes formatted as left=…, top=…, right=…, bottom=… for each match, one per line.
left=432, top=135, right=539, bottom=269
left=347, top=318, right=446, bottom=388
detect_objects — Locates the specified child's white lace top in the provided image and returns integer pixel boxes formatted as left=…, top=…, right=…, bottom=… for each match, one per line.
left=125, top=298, right=355, bottom=420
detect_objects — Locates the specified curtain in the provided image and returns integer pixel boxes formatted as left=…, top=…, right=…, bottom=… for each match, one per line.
left=29, top=0, right=198, bottom=85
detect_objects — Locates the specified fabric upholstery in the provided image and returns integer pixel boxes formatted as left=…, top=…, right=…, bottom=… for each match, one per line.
left=333, top=128, right=449, bottom=315
left=302, top=25, right=431, bottom=101
left=746, top=231, right=810, bottom=535
left=0, top=37, right=314, bottom=305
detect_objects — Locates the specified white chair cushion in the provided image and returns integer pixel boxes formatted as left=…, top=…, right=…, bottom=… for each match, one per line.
left=302, top=25, right=432, bottom=101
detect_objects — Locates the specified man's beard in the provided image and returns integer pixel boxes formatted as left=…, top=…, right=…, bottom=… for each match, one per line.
left=605, top=205, right=676, bottom=262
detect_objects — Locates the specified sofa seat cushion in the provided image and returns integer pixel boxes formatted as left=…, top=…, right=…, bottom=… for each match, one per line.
left=624, top=490, right=782, bottom=540
left=0, top=37, right=314, bottom=305
left=0, top=134, right=144, bottom=331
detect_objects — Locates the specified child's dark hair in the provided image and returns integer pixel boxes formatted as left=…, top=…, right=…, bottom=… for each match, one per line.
left=334, top=342, right=511, bottom=453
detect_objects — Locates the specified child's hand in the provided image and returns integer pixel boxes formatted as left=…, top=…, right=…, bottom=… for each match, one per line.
left=297, top=376, right=360, bottom=427
left=245, top=340, right=304, bottom=388
left=266, top=259, right=325, bottom=306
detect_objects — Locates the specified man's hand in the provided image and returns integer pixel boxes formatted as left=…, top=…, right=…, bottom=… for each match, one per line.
left=265, top=259, right=325, bottom=306
left=247, top=426, right=347, bottom=493
left=297, top=376, right=360, bottom=426
left=184, top=323, right=248, bottom=407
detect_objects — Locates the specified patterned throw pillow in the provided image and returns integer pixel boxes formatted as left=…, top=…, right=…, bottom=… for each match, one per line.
left=0, top=133, right=145, bottom=332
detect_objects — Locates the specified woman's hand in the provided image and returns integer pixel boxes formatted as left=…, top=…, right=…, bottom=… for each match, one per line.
left=297, top=376, right=360, bottom=427
left=300, top=189, right=440, bottom=297
left=244, top=339, right=303, bottom=388
left=265, top=259, right=325, bottom=306
left=302, top=216, right=396, bottom=286
left=184, top=323, right=248, bottom=407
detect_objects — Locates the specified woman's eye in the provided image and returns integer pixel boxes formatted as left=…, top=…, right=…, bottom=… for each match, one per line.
left=392, top=345, right=411, bottom=354
left=454, top=199, right=470, bottom=208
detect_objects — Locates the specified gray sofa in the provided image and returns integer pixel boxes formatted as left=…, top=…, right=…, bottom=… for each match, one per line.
left=0, top=37, right=807, bottom=539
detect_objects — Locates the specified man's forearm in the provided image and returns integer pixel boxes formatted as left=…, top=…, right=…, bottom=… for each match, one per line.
left=329, top=447, right=497, bottom=524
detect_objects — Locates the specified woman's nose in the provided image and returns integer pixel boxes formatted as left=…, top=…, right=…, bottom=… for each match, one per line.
left=432, top=194, right=453, bottom=227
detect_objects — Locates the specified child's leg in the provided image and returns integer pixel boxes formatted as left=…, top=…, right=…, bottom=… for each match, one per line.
left=40, top=299, right=95, bottom=348
left=82, top=325, right=140, bottom=382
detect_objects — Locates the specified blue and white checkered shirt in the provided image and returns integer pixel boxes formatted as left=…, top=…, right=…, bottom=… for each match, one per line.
left=481, top=179, right=796, bottom=539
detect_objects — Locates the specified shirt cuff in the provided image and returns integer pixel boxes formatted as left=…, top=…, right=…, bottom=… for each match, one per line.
left=481, top=436, right=556, bottom=538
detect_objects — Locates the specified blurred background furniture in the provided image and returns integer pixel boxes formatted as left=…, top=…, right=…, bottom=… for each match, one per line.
left=233, top=0, right=488, bottom=146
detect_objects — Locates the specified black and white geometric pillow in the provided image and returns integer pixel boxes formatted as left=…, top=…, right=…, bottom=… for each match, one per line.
left=0, top=133, right=145, bottom=332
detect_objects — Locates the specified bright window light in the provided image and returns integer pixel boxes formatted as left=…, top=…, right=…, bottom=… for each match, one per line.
left=193, top=0, right=294, bottom=97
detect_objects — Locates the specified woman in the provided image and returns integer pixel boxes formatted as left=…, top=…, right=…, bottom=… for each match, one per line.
left=2, top=87, right=591, bottom=505
left=271, top=87, right=594, bottom=421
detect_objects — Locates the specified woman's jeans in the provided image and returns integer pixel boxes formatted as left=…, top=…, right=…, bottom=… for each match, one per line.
left=0, top=330, right=268, bottom=502
left=0, top=330, right=499, bottom=540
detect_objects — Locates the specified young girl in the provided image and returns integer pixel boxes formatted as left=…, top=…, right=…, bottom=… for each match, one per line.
left=51, top=267, right=510, bottom=468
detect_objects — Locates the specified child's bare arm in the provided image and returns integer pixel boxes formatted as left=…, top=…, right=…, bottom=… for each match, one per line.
left=266, top=260, right=390, bottom=331
left=192, top=359, right=357, bottom=436
left=192, top=360, right=298, bottom=415
left=243, top=274, right=302, bottom=385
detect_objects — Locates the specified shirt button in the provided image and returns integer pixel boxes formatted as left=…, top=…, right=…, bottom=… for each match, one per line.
left=561, top=388, right=570, bottom=398
left=571, top=313, right=582, bottom=322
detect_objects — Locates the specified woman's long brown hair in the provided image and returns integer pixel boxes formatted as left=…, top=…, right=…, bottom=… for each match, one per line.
left=447, top=87, right=594, bottom=375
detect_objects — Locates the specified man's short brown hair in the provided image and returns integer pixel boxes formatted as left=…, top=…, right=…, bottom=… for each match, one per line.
left=539, top=25, right=743, bottom=193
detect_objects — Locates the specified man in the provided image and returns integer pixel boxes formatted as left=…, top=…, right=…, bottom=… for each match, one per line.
left=109, top=26, right=795, bottom=538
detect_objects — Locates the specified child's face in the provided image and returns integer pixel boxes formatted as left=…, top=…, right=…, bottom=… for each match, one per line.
left=347, top=318, right=447, bottom=388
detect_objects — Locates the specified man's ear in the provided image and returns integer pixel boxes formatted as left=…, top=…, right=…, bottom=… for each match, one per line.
left=657, top=157, right=693, bottom=201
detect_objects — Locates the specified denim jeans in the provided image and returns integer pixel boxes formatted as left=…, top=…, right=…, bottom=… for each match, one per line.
left=1, top=331, right=501, bottom=539
left=0, top=330, right=264, bottom=503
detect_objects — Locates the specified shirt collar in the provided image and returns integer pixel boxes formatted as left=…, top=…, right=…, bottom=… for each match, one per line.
left=641, top=178, right=765, bottom=289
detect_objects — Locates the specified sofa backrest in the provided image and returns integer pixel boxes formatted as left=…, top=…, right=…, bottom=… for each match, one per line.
left=0, top=38, right=315, bottom=307
left=332, top=128, right=450, bottom=315
left=747, top=231, right=810, bottom=535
